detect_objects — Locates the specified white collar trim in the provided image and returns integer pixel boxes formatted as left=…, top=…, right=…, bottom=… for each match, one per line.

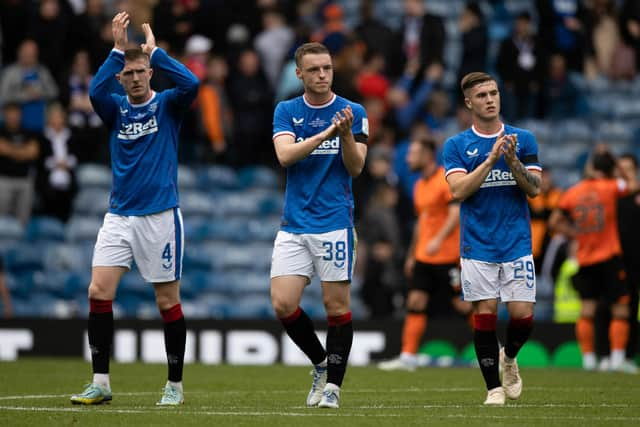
left=128, top=91, right=156, bottom=107
left=472, top=124, right=504, bottom=138
left=303, top=93, right=336, bottom=109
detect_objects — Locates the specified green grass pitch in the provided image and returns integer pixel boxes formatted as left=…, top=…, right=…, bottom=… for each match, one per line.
left=0, top=358, right=638, bottom=426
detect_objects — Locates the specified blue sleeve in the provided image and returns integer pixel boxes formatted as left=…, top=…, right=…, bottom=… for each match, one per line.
left=150, top=48, right=199, bottom=111
left=443, top=137, right=466, bottom=174
left=519, top=130, right=541, bottom=169
left=89, top=49, right=124, bottom=126
left=273, top=102, right=294, bottom=137
left=351, top=103, right=369, bottom=142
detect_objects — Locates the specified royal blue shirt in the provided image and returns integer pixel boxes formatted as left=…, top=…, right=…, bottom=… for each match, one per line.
left=273, top=93, right=368, bottom=233
left=443, top=124, right=542, bottom=262
left=89, top=48, right=199, bottom=215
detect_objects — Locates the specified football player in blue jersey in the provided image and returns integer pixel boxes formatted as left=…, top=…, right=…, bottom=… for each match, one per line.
left=70, top=12, right=199, bottom=406
left=270, top=42, right=368, bottom=409
left=443, top=72, right=542, bottom=405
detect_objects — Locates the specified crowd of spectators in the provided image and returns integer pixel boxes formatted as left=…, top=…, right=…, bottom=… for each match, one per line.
left=1, top=0, right=639, bottom=317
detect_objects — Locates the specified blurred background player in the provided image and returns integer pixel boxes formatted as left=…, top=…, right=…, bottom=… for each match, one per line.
left=617, top=153, right=640, bottom=373
left=378, top=137, right=470, bottom=371
left=443, top=72, right=541, bottom=405
left=549, top=150, right=630, bottom=372
left=270, top=42, right=368, bottom=409
left=70, top=13, right=199, bottom=406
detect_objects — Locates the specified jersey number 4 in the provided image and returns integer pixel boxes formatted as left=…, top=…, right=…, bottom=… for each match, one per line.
left=162, top=243, right=173, bottom=270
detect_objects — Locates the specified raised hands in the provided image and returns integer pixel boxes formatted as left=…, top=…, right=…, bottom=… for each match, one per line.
left=502, top=133, right=519, bottom=166
left=112, top=12, right=130, bottom=51
left=140, top=23, right=157, bottom=56
left=332, top=105, right=353, bottom=137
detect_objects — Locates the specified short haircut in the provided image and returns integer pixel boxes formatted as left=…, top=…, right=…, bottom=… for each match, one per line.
left=460, top=72, right=496, bottom=94
left=414, top=137, right=437, bottom=154
left=620, top=152, right=638, bottom=169
left=592, top=151, right=616, bottom=177
left=294, top=42, right=330, bottom=67
left=124, top=48, right=150, bottom=65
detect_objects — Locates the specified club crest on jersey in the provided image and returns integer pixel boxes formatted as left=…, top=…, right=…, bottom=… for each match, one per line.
left=293, top=117, right=304, bottom=126
left=149, top=102, right=158, bottom=113
left=309, top=117, right=327, bottom=128
left=118, top=115, right=159, bottom=140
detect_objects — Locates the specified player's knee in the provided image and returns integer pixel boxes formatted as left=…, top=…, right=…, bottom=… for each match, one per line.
left=88, top=281, right=111, bottom=300
left=323, top=297, right=349, bottom=316
left=271, top=294, right=297, bottom=318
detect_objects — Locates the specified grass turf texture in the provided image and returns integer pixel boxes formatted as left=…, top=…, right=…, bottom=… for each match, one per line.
left=0, top=358, right=638, bottom=426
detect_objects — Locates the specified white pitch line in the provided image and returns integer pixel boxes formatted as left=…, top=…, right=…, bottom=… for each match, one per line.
left=0, top=406, right=399, bottom=417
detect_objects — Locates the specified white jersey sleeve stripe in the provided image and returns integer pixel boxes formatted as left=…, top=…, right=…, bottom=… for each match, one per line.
left=445, top=168, right=468, bottom=178
left=525, top=165, right=542, bottom=171
left=273, top=131, right=296, bottom=140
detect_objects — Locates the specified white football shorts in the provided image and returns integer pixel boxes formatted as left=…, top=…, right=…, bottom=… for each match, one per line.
left=92, top=207, right=184, bottom=283
left=460, top=254, right=536, bottom=302
left=270, top=228, right=356, bottom=282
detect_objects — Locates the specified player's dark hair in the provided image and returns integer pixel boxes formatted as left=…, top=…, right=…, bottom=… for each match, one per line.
left=415, top=137, right=437, bottom=154
left=620, top=152, right=638, bottom=170
left=592, top=150, right=616, bottom=177
left=294, top=42, right=330, bottom=67
left=124, top=48, right=150, bottom=65
left=460, top=72, right=496, bottom=94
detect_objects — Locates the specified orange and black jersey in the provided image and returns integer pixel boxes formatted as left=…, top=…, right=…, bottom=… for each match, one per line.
left=558, top=178, right=628, bottom=266
left=414, top=167, right=459, bottom=264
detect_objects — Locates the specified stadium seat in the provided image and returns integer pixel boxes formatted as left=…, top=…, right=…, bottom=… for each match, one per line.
left=44, top=243, right=91, bottom=273
left=258, top=191, right=284, bottom=216
left=213, top=243, right=272, bottom=273
left=237, top=165, right=281, bottom=190
left=180, top=190, right=216, bottom=217
left=76, top=163, right=112, bottom=189
left=65, top=216, right=103, bottom=242
left=178, top=165, right=198, bottom=190
left=4, top=243, right=47, bottom=274
left=119, top=273, right=154, bottom=299
left=554, top=119, right=592, bottom=143
left=6, top=270, right=37, bottom=299
left=178, top=300, right=213, bottom=319
left=202, top=219, right=250, bottom=243
left=0, top=215, right=24, bottom=243
left=25, top=216, right=66, bottom=242
left=73, top=188, right=111, bottom=217
left=214, top=192, right=262, bottom=217
left=246, top=217, right=280, bottom=242
left=224, top=272, right=269, bottom=295
left=197, top=165, right=240, bottom=190
left=199, top=291, right=231, bottom=317
left=225, top=294, right=274, bottom=319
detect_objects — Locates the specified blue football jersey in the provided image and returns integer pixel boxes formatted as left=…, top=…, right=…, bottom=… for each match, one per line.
left=273, top=94, right=368, bottom=233
left=443, top=124, right=542, bottom=262
left=89, top=48, right=199, bottom=215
